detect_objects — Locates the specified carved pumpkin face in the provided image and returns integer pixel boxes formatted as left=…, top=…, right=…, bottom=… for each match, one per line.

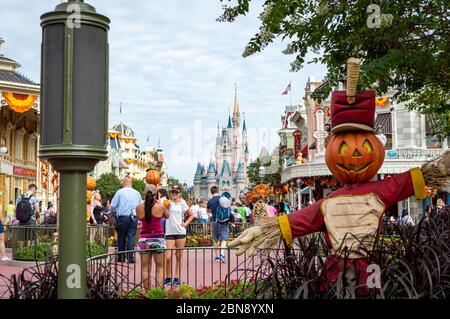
left=325, top=132, right=385, bottom=183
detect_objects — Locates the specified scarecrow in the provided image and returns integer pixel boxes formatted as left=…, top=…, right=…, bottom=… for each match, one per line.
left=229, top=58, right=449, bottom=290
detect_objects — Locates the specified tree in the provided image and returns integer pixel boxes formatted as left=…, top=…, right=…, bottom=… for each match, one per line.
left=132, top=179, right=146, bottom=198
left=218, top=0, right=449, bottom=138
left=247, top=158, right=281, bottom=188
left=96, top=173, right=122, bottom=202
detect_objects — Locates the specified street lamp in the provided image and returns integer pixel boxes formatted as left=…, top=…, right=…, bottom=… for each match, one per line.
left=296, top=178, right=302, bottom=209
left=40, top=0, right=110, bottom=299
left=259, top=165, right=265, bottom=181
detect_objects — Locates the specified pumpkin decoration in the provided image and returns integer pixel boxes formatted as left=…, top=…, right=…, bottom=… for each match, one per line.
left=145, top=169, right=160, bottom=185
left=87, top=190, right=92, bottom=204
left=87, top=176, right=96, bottom=191
left=325, top=131, right=385, bottom=184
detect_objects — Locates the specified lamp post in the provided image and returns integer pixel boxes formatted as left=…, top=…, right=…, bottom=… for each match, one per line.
left=296, top=178, right=302, bottom=209
left=290, top=180, right=295, bottom=208
left=259, top=165, right=265, bottom=181
left=39, top=0, right=110, bottom=299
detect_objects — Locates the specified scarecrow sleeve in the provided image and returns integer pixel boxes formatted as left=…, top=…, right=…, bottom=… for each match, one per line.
left=277, top=199, right=325, bottom=246
left=374, top=168, right=426, bottom=208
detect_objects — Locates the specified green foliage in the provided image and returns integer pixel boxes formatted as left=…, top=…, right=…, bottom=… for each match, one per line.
left=14, top=242, right=107, bottom=261
left=247, top=158, right=281, bottom=189
left=218, top=0, right=450, bottom=138
left=96, top=173, right=122, bottom=201
left=14, top=242, right=52, bottom=261
left=145, top=287, right=168, bottom=299
left=132, top=179, right=146, bottom=198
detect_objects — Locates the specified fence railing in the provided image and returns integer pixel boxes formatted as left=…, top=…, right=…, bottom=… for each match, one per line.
left=8, top=224, right=109, bottom=261
left=86, top=246, right=293, bottom=297
left=185, top=222, right=251, bottom=238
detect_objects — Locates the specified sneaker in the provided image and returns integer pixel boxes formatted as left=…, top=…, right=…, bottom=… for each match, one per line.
left=163, top=277, right=172, bottom=287
left=173, top=278, right=180, bottom=287
left=1, top=256, right=11, bottom=262
left=219, top=254, right=226, bottom=263
left=214, top=256, right=220, bottom=262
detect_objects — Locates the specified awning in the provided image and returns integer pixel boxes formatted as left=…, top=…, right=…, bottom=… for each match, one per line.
left=375, top=113, right=392, bottom=134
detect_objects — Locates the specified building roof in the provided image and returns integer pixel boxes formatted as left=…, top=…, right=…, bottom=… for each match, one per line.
left=220, top=160, right=232, bottom=177
left=0, top=68, right=37, bottom=85
left=113, top=122, right=134, bottom=137
left=227, top=115, right=232, bottom=128
left=233, top=88, right=239, bottom=115
left=207, top=162, right=216, bottom=174
left=195, top=162, right=204, bottom=176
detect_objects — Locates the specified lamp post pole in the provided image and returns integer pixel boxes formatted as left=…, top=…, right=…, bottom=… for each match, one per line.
left=40, top=0, right=110, bottom=299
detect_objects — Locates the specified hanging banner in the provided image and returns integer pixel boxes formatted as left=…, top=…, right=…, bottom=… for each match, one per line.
left=2, top=91, right=37, bottom=113
left=293, top=130, right=302, bottom=157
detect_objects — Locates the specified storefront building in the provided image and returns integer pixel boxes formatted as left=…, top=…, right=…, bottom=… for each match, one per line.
left=0, top=38, right=40, bottom=212
left=281, top=76, right=449, bottom=220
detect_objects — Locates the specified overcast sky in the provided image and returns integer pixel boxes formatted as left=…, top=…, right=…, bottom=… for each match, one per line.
left=0, top=0, right=326, bottom=183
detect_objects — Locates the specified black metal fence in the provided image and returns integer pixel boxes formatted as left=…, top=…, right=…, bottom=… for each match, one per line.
left=86, top=246, right=290, bottom=296
left=186, top=222, right=250, bottom=237
left=8, top=224, right=109, bottom=261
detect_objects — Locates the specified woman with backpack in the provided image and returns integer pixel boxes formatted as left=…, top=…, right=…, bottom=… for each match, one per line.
left=164, top=185, right=193, bottom=287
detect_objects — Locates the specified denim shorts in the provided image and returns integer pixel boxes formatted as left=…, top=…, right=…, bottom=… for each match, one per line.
left=212, top=222, right=229, bottom=241
left=138, top=237, right=166, bottom=254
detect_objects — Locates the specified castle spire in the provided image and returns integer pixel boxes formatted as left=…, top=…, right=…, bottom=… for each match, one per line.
left=242, top=112, right=247, bottom=132
left=233, top=83, right=239, bottom=115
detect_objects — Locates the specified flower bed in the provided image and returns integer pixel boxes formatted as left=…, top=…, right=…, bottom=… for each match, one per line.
left=14, top=242, right=108, bottom=261
left=124, top=280, right=257, bottom=299
left=186, top=234, right=213, bottom=247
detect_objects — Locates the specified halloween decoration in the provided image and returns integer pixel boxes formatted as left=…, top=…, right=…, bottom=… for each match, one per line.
left=229, top=57, right=450, bottom=295
left=145, top=169, right=160, bottom=186
left=325, top=131, right=384, bottom=183
left=87, top=176, right=96, bottom=191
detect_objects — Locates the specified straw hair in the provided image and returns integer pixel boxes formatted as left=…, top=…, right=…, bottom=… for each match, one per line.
left=346, top=57, right=361, bottom=103
left=421, top=151, right=450, bottom=191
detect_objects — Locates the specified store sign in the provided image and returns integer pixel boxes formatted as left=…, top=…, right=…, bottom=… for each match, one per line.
left=293, top=130, right=302, bottom=157
left=13, top=166, right=37, bottom=178
left=386, top=149, right=399, bottom=159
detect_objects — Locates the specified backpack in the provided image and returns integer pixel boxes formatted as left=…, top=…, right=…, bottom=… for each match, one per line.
left=16, top=195, right=33, bottom=223
left=216, top=192, right=232, bottom=223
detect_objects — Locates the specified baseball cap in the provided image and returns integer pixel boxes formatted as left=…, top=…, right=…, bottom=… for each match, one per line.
left=144, top=184, right=157, bottom=195
left=170, top=185, right=181, bottom=194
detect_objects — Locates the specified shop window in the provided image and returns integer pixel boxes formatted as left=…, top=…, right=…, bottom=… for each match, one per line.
left=375, top=113, right=392, bottom=149
left=425, top=113, right=443, bottom=148
left=28, top=136, right=36, bottom=163
left=15, top=132, right=24, bottom=160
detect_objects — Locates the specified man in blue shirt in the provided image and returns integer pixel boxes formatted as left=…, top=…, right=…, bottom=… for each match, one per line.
left=207, top=186, right=229, bottom=263
left=110, top=177, right=142, bottom=263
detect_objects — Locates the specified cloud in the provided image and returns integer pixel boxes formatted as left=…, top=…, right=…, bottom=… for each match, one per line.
left=0, top=0, right=327, bottom=184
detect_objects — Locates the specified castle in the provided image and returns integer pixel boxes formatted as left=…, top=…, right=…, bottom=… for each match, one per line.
left=194, top=90, right=249, bottom=199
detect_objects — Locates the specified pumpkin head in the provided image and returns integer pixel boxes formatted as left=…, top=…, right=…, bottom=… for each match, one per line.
left=325, top=132, right=385, bottom=183
left=87, top=176, right=96, bottom=191
left=145, top=169, right=161, bottom=185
